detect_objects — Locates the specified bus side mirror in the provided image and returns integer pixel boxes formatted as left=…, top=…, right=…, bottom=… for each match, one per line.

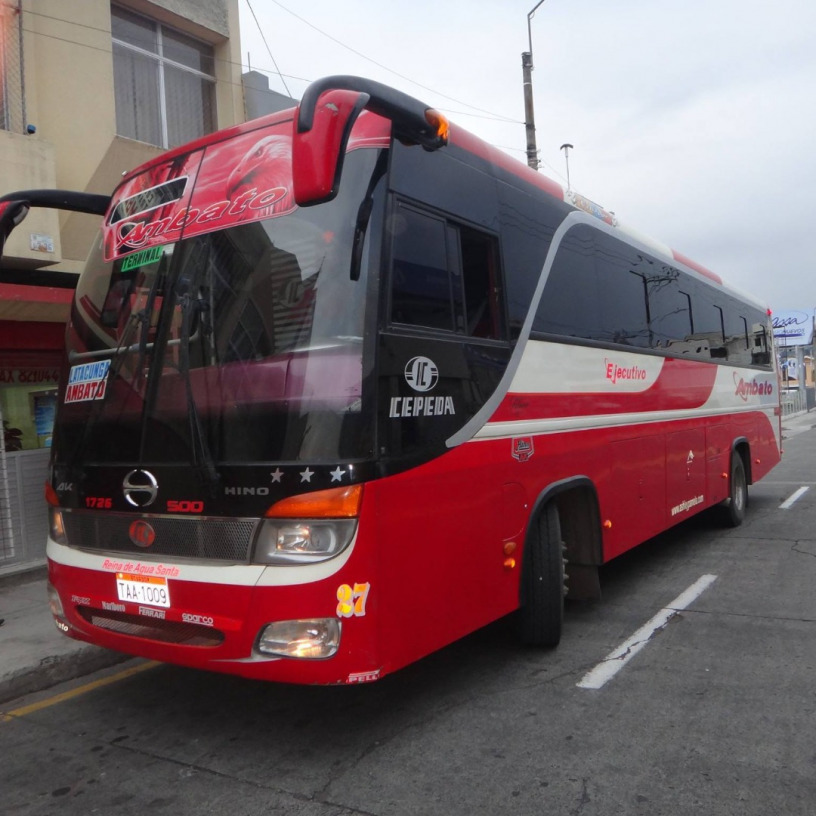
left=292, top=89, right=370, bottom=206
left=0, top=199, right=30, bottom=259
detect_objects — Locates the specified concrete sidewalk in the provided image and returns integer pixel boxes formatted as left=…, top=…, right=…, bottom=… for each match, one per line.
left=1, top=409, right=815, bottom=706
left=0, top=567, right=128, bottom=706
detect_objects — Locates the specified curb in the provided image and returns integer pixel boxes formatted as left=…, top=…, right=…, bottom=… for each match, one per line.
left=0, top=643, right=129, bottom=707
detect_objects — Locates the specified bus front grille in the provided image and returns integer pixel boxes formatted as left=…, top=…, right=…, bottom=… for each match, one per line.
left=77, top=606, right=225, bottom=646
left=62, top=511, right=258, bottom=562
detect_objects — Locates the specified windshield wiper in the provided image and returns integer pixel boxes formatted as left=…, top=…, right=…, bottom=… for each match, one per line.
left=349, top=151, right=387, bottom=281
left=174, top=273, right=220, bottom=497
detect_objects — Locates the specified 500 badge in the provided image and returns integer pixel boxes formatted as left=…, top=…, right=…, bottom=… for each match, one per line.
left=336, top=583, right=370, bottom=618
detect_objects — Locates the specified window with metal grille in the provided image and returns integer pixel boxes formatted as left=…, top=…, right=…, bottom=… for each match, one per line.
left=111, top=5, right=216, bottom=149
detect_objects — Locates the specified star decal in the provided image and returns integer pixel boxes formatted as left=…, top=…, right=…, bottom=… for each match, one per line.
left=330, top=466, right=346, bottom=483
left=299, top=467, right=314, bottom=483
left=270, top=468, right=284, bottom=483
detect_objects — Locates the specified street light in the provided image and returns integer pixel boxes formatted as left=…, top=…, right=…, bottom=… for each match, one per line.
left=522, top=0, right=546, bottom=170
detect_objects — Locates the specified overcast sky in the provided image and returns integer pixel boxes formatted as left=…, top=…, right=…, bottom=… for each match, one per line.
left=238, top=0, right=816, bottom=312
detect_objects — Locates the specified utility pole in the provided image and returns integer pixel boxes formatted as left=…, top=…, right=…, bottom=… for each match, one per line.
left=522, top=1, right=546, bottom=170
left=560, top=142, right=573, bottom=190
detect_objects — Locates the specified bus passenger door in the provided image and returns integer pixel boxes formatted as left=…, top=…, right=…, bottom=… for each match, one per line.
left=666, top=428, right=706, bottom=522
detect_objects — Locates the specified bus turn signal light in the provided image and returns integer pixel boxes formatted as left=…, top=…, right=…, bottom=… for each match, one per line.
left=425, top=109, right=449, bottom=145
left=265, top=484, right=363, bottom=519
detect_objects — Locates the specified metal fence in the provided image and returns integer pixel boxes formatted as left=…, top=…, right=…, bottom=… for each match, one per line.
left=0, top=447, right=50, bottom=573
left=781, top=389, right=807, bottom=418
left=1, top=0, right=25, bottom=134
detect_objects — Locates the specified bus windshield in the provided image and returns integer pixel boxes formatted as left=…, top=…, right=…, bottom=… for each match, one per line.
left=54, top=148, right=383, bottom=469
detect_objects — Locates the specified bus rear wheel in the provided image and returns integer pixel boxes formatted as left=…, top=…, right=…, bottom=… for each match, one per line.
left=518, top=502, right=565, bottom=647
left=721, top=450, right=747, bottom=527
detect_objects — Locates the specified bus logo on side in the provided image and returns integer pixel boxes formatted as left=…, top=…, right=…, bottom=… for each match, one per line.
left=404, top=356, right=438, bottom=392
left=512, top=437, right=535, bottom=462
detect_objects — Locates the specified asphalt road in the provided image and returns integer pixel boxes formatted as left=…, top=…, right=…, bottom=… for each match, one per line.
left=3, top=426, right=816, bottom=816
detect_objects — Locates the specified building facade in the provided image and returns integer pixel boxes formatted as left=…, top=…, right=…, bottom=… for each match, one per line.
left=0, top=0, right=246, bottom=572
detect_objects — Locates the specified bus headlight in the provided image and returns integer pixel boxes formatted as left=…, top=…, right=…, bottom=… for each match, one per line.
left=257, top=618, right=341, bottom=658
left=252, top=519, right=357, bottom=564
left=49, top=507, right=68, bottom=546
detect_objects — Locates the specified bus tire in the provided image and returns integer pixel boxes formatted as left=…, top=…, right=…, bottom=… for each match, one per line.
left=721, top=450, right=747, bottom=527
left=518, top=502, right=564, bottom=647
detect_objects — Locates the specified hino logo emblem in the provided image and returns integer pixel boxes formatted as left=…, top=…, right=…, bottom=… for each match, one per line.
left=122, top=469, right=159, bottom=507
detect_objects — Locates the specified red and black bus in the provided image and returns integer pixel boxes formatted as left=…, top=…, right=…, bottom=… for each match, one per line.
left=0, top=76, right=780, bottom=684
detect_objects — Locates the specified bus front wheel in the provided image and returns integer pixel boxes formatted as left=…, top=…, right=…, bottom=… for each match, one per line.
left=518, top=502, right=565, bottom=647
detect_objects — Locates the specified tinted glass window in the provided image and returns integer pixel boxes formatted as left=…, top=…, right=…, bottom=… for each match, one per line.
left=646, top=271, right=692, bottom=348
left=690, top=284, right=726, bottom=357
left=533, top=225, right=772, bottom=368
left=535, top=225, right=597, bottom=337
left=751, top=320, right=771, bottom=366
left=723, top=304, right=750, bottom=364
left=537, top=226, right=650, bottom=346
left=460, top=226, right=504, bottom=340
left=390, top=207, right=452, bottom=331
left=595, top=233, right=650, bottom=347
left=389, top=203, right=505, bottom=341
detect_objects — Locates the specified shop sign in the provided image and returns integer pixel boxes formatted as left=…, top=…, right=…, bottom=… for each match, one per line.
left=772, top=310, right=813, bottom=347
left=0, top=368, right=61, bottom=386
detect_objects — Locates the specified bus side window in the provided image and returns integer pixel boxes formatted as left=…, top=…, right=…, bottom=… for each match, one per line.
left=389, top=202, right=505, bottom=341
left=390, top=206, right=454, bottom=332
left=460, top=225, right=504, bottom=340
left=751, top=323, right=771, bottom=366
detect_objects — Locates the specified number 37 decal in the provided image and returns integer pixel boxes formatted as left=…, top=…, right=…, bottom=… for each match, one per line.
left=336, top=583, right=371, bottom=618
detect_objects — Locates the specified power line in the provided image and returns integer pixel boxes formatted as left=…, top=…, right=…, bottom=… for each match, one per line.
left=244, top=0, right=291, bottom=97
left=261, top=0, right=521, bottom=124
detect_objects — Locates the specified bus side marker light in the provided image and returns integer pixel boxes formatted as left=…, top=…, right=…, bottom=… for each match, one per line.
left=503, top=558, right=516, bottom=570
left=257, top=618, right=340, bottom=659
left=721, top=472, right=728, bottom=479
left=503, top=541, right=517, bottom=556
left=603, top=520, right=613, bottom=529
left=755, top=458, right=761, bottom=465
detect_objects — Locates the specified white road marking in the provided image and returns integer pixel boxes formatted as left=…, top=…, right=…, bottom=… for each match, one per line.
left=779, top=486, right=809, bottom=510
left=576, top=574, right=718, bottom=690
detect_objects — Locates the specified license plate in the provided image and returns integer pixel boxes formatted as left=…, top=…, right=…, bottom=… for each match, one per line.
left=115, top=572, right=171, bottom=608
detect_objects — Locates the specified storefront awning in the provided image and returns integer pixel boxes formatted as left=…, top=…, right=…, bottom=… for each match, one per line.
left=0, top=283, right=72, bottom=322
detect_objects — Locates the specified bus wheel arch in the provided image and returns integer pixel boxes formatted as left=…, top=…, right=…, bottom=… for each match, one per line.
left=518, top=477, right=603, bottom=647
